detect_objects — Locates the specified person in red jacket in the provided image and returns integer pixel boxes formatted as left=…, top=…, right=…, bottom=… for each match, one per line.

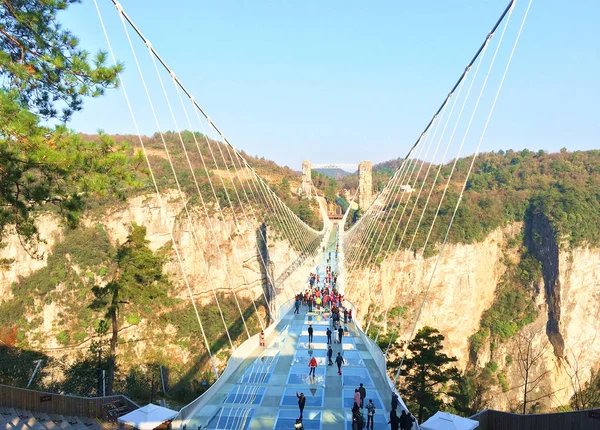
left=308, top=356, right=318, bottom=377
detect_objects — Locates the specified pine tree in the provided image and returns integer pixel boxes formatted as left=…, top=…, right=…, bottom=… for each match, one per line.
left=91, top=224, right=169, bottom=394
left=0, top=1, right=139, bottom=251
left=389, top=326, right=459, bottom=423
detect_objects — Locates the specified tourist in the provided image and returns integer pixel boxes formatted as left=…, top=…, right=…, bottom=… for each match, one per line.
left=348, top=309, right=353, bottom=323
left=400, top=410, right=415, bottom=430
left=366, top=399, right=375, bottom=430
left=344, top=308, right=348, bottom=324
left=326, top=327, right=332, bottom=344
left=352, top=408, right=364, bottom=430
left=308, top=324, right=314, bottom=343
left=388, top=410, right=400, bottom=430
left=391, top=392, right=399, bottom=411
left=358, top=383, right=366, bottom=408
left=327, top=346, right=333, bottom=365
left=294, top=298, right=300, bottom=314
left=296, top=392, right=306, bottom=420
left=308, top=356, right=317, bottom=377
left=338, top=326, right=344, bottom=344
left=353, top=389, right=361, bottom=409
left=335, top=352, right=345, bottom=375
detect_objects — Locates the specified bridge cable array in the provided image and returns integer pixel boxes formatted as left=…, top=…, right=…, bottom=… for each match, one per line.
left=340, top=0, right=533, bottom=384
left=93, top=0, right=327, bottom=380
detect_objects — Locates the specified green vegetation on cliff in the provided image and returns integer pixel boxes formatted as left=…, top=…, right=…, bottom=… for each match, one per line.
left=0, top=223, right=266, bottom=403
left=357, top=149, right=600, bottom=266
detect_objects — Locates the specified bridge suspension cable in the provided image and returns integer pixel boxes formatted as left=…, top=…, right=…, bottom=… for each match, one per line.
left=94, top=0, right=326, bottom=381
left=340, top=0, right=533, bottom=385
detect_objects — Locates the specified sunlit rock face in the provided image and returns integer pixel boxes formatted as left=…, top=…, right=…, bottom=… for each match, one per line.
left=0, top=193, right=316, bottom=372
left=345, top=221, right=600, bottom=411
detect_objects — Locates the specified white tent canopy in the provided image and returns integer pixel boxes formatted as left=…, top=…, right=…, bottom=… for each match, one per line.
left=420, top=412, right=479, bottom=430
left=118, top=404, right=178, bottom=430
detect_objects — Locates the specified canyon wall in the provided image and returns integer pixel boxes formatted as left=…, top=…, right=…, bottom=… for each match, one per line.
left=0, top=193, right=318, bottom=372
left=344, top=221, right=600, bottom=410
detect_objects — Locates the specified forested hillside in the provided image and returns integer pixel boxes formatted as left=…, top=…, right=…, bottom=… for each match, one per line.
left=351, top=149, right=600, bottom=262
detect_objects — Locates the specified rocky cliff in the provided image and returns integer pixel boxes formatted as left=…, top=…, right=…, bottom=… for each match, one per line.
left=2, top=193, right=598, bottom=411
left=0, top=193, right=318, bottom=397
left=344, top=219, right=600, bottom=411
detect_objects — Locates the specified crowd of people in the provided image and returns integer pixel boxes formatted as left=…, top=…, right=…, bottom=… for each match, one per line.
left=290, top=241, right=415, bottom=430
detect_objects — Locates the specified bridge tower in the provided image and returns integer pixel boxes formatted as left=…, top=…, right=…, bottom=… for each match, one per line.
left=301, top=160, right=312, bottom=197
left=358, top=160, right=373, bottom=209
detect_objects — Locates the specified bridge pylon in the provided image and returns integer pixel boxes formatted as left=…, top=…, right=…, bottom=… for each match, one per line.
left=358, top=160, right=373, bottom=209
left=301, top=160, right=312, bottom=197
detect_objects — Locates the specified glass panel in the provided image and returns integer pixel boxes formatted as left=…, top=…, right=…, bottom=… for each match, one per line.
left=287, top=366, right=326, bottom=386
left=240, top=365, right=273, bottom=384
left=304, top=315, right=330, bottom=325
left=339, top=351, right=364, bottom=367
left=224, top=386, right=266, bottom=405
left=280, top=388, right=324, bottom=407
left=274, top=410, right=321, bottom=430
left=342, top=368, right=374, bottom=387
left=205, top=407, right=254, bottom=430
left=254, top=351, right=280, bottom=365
left=292, top=349, right=327, bottom=366
left=297, top=335, right=329, bottom=350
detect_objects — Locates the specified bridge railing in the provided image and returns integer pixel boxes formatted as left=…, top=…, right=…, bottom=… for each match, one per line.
left=345, top=301, right=412, bottom=413
left=170, top=298, right=296, bottom=430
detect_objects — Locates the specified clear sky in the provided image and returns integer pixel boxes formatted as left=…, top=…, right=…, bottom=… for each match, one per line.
left=61, top=0, right=599, bottom=170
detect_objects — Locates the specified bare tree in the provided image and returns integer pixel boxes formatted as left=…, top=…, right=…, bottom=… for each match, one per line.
left=563, top=290, right=600, bottom=410
left=513, top=327, right=555, bottom=414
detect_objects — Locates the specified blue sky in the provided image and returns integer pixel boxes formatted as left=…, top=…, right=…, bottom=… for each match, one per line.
left=61, top=1, right=599, bottom=170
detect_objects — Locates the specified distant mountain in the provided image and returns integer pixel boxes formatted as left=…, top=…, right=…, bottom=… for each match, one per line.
left=373, top=158, right=402, bottom=173
left=312, top=168, right=356, bottom=179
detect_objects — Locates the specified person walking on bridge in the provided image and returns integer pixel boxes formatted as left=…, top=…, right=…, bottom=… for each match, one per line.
left=358, top=383, right=366, bottom=408
left=366, top=399, right=375, bottom=430
left=326, top=327, right=332, bottom=344
left=338, top=326, right=344, bottom=344
left=388, top=410, right=400, bottom=430
left=353, top=389, right=361, bottom=409
left=400, top=410, right=415, bottom=430
left=308, top=324, right=314, bottom=343
left=308, top=356, right=317, bottom=378
left=296, top=392, right=306, bottom=421
left=327, top=346, right=333, bottom=365
left=335, top=352, right=345, bottom=375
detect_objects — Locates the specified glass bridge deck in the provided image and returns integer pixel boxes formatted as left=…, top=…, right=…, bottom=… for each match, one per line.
left=186, top=305, right=402, bottom=429
left=184, top=235, right=407, bottom=429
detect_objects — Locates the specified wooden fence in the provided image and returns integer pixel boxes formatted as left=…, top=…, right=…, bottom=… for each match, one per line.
left=0, top=384, right=139, bottom=419
left=471, top=408, right=600, bottom=430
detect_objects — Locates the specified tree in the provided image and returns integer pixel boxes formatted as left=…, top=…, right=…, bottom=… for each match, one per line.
left=91, top=224, right=169, bottom=394
left=563, top=328, right=600, bottom=410
left=512, top=327, right=555, bottom=414
left=389, top=326, right=459, bottom=423
left=1, top=1, right=137, bottom=251
left=1, top=0, right=122, bottom=121
left=449, top=369, right=491, bottom=417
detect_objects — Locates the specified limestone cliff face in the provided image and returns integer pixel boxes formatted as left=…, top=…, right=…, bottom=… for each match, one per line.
left=345, top=221, right=600, bottom=410
left=0, top=215, right=63, bottom=300
left=3, top=197, right=599, bottom=409
left=0, top=193, right=314, bottom=366
left=348, top=224, right=517, bottom=367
